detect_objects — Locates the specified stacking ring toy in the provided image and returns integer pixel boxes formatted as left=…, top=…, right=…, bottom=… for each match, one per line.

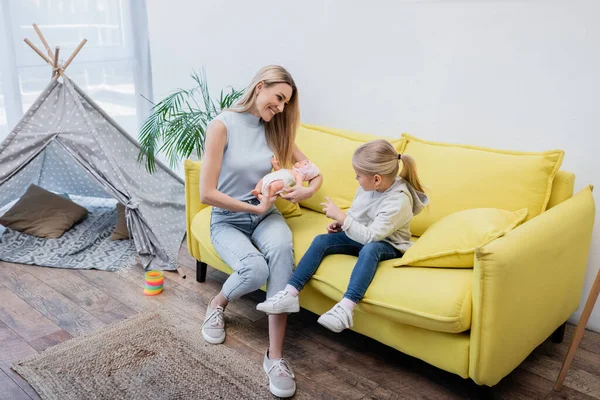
left=144, top=270, right=164, bottom=296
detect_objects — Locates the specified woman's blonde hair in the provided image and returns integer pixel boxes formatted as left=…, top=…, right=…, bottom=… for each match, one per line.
left=352, top=139, right=424, bottom=192
left=230, top=65, right=299, bottom=168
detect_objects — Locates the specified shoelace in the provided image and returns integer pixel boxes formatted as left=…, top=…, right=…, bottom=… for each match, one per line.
left=203, top=307, right=224, bottom=328
left=267, top=358, right=295, bottom=378
left=330, top=304, right=351, bottom=328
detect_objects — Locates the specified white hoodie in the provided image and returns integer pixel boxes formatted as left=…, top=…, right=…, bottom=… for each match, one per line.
left=341, top=177, right=429, bottom=252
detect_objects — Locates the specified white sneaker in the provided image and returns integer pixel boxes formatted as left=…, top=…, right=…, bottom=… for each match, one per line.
left=263, top=349, right=296, bottom=398
left=317, top=303, right=354, bottom=333
left=256, top=290, right=300, bottom=314
left=202, top=298, right=225, bottom=344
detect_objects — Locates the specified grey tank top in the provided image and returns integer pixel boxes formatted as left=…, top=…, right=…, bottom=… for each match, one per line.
left=211, top=111, right=273, bottom=201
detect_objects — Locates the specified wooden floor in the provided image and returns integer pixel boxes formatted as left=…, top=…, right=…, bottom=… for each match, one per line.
left=1, top=246, right=600, bottom=400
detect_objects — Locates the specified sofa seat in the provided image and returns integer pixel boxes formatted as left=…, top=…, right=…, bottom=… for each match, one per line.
left=191, top=206, right=473, bottom=334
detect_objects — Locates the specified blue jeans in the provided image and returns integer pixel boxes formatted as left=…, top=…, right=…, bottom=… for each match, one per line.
left=288, top=231, right=402, bottom=303
left=210, top=199, right=294, bottom=301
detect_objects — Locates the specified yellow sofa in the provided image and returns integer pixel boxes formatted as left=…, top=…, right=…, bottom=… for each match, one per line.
left=184, top=124, right=595, bottom=388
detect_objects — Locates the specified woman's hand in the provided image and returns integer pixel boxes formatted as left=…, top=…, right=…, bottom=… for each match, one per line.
left=280, top=186, right=314, bottom=204
left=326, top=221, right=342, bottom=233
left=321, top=197, right=346, bottom=224
left=255, top=195, right=277, bottom=214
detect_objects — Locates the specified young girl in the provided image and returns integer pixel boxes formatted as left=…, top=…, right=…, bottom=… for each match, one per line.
left=256, top=139, right=428, bottom=333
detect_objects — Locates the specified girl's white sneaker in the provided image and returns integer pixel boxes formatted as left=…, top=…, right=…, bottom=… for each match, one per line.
left=317, top=303, right=354, bottom=333
left=256, top=290, right=300, bottom=314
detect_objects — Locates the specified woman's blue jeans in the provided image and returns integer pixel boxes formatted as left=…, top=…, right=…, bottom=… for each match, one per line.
left=210, top=199, right=294, bottom=301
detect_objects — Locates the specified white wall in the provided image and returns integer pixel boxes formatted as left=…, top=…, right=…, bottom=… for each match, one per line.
left=146, top=0, right=600, bottom=330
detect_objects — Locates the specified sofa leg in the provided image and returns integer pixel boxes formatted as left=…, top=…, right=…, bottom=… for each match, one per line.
left=474, top=384, right=493, bottom=399
left=196, top=261, right=207, bottom=283
left=552, top=322, right=567, bottom=343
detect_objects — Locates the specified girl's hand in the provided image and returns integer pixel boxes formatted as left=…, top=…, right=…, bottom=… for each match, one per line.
left=280, top=186, right=314, bottom=203
left=321, top=197, right=346, bottom=223
left=327, top=221, right=342, bottom=233
left=255, top=195, right=277, bottom=214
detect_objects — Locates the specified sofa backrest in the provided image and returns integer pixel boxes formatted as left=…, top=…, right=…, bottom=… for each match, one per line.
left=398, top=134, right=566, bottom=236
left=295, top=123, right=403, bottom=213
left=547, top=170, right=575, bottom=209
left=295, top=125, right=573, bottom=229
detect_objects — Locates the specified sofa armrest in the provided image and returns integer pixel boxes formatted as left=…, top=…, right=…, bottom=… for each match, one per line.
left=469, top=186, right=595, bottom=386
left=184, top=159, right=209, bottom=261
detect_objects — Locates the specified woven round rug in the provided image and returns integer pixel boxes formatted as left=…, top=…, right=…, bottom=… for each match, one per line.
left=13, top=308, right=312, bottom=399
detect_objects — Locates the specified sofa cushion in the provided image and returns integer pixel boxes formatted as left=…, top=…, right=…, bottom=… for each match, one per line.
left=191, top=206, right=472, bottom=333
left=0, top=184, right=88, bottom=238
left=295, top=124, right=404, bottom=213
left=398, top=134, right=564, bottom=236
left=275, top=197, right=302, bottom=218
left=395, top=207, right=528, bottom=268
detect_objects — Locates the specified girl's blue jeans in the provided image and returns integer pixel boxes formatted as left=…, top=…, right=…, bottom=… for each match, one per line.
left=288, top=231, right=402, bottom=303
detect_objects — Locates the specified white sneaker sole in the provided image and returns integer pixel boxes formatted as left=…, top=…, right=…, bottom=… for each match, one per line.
left=317, top=315, right=347, bottom=333
left=263, top=364, right=296, bottom=398
left=256, top=303, right=300, bottom=314
left=202, top=329, right=225, bottom=344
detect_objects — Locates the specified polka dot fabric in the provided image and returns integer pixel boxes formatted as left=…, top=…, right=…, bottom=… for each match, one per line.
left=0, top=78, right=186, bottom=271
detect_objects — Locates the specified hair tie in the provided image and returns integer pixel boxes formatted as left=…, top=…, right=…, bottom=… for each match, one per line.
left=397, top=154, right=402, bottom=160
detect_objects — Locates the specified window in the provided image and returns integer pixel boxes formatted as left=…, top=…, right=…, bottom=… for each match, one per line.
left=0, top=0, right=152, bottom=142
left=0, top=72, right=7, bottom=140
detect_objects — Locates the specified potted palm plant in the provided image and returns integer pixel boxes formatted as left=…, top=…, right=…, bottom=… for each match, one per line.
left=137, top=69, right=244, bottom=173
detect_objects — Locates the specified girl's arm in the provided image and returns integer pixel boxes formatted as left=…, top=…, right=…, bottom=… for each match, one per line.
left=343, top=193, right=413, bottom=244
left=200, top=120, right=275, bottom=214
left=280, top=145, right=323, bottom=203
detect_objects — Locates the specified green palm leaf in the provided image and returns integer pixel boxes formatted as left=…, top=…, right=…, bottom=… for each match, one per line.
left=137, top=67, right=244, bottom=173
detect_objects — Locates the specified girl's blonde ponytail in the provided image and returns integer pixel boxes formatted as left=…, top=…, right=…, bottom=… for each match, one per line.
left=398, top=154, right=424, bottom=193
left=352, top=139, right=425, bottom=192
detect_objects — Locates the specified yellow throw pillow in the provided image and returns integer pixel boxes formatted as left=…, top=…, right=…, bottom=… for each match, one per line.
left=399, top=134, right=564, bottom=236
left=0, top=184, right=88, bottom=238
left=395, top=207, right=529, bottom=268
left=295, top=123, right=404, bottom=213
left=275, top=197, right=302, bottom=218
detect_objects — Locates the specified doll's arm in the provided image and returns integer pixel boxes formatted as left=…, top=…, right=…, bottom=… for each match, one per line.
left=292, top=170, right=303, bottom=187
left=268, top=181, right=285, bottom=197
left=251, top=179, right=263, bottom=197
left=271, top=156, right=281, bottom=171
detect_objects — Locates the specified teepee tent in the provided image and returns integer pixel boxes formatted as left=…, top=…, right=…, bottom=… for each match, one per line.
left=0, top=25, right=185, bottom=271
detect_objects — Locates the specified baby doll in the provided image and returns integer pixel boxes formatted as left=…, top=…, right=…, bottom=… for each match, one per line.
left=252, top=158, right=320, bottom=200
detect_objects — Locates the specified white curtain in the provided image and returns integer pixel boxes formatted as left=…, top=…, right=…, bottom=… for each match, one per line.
left=0, top=0, right=152, bottom=142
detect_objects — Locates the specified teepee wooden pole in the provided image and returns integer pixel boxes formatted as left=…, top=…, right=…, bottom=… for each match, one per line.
left=33, top=23, right=54, bottom=62
left=62, top=39, right=87, bottom=71
left=24, top=38, right=53, bottom=66
left=52, top=46, right=60, bottom=79
left=25, top=24, right=86, bottom=80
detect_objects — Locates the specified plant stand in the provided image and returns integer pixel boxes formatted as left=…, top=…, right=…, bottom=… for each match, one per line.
left=554, top=266, right=600, bottom=391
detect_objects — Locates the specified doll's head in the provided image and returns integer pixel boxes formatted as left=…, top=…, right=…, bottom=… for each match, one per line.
left=293, top=160, right=320, bottom=181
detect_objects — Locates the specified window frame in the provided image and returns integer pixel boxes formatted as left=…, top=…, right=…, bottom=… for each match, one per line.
left=0, top=0, right=152, bottom=140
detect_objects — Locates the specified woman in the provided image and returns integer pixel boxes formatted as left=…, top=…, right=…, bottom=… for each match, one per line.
left=199, top=65, right=322, bottom=398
